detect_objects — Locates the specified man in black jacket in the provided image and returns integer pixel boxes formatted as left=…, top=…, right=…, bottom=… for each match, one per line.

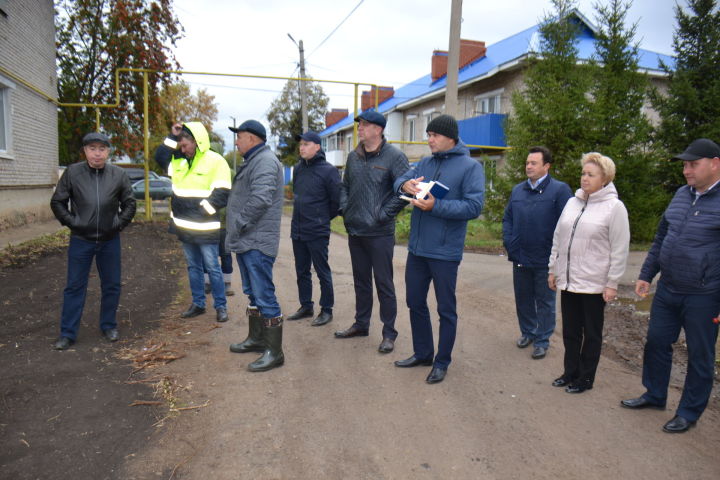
left=50, top=132, right=136, bottom=350
left=287, top=131, right=341, bottom=326
left=335, top=111, right=409, bottom=353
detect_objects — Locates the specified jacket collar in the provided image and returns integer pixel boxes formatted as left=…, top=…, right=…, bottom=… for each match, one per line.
left=430, top=140, right=470, bottom=160
left=354, top=137, right=387, bottom=159
left=524, top=174, right=552, bottom=192
left=302, top=150, right=326, bottom=166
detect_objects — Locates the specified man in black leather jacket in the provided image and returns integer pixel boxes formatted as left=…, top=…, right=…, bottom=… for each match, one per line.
left=50, top=132, right=136, bottom=350
left=334, top=111, right=409, bottom=353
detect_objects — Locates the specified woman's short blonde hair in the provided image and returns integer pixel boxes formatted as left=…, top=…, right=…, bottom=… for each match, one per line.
left=581, top=152, right=616, bottom=184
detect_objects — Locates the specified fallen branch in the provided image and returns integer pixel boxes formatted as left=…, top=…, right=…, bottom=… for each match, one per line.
left=129, top=400, right=164, bottom=407
left=170, top=400, right=210, bottom=412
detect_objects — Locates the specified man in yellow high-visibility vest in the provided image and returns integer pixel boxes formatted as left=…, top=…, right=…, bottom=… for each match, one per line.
left=155, top=121, right=232, bottom=323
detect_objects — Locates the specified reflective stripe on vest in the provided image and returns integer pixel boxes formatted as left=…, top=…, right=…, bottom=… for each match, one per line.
left=170, top=212, right=221, bottom=231
left=173, top=185, right=213, bottom=198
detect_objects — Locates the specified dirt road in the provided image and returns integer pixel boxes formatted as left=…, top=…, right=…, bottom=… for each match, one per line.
left=120, top=216, right=720, bottom=480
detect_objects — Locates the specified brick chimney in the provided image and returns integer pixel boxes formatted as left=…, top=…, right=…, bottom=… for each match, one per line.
left=361, top=86, right=394, bottom=112
left=431, top=39, right=487, bottom=82
left=325, top=108, right=348, bottom=129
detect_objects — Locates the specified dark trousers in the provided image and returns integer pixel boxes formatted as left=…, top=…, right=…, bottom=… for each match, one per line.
left=292, top=237, right=334, bottom=313
left=60, top=235, right=121, bottom=341
left=219, top=229, right=233, bottom=275
left=560, top=290, right=606, bottom=387
left=348, top=234, right=397, bottom=339
left=512, top=264, right=556, bottom=348
left=405, top=252, right=460, bottom=369
left=641, top=282, right=720, bottom=421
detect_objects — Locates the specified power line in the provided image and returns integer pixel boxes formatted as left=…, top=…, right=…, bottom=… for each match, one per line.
left=306, top=0, right=364, bottom=59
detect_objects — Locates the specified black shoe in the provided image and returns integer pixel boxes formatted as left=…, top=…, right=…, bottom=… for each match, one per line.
left=378, top=337, right=394, bottom=353
left=620, top=396, right=666, bottom=410
left=531, top=346, right=547, bottom=359
left=287, top=306, right=314, bottom=321
left=552, top=376, right=571, bottom=387
left=334, top=325, right=369, bottom=338
left=516, top=336, right=532, bottom=348
left=426, top=367, right=447, bottom=384
left=180, top=304, right=206, bottom=318
left=311, top=311, right=333, bottom=326
left=394, top=355, right=433, bottom=368
left=216, top=307, right=229, bottom=323
left=662, top=415, right=696, bottom=433
left=103, top=328, right=119, bottom=342
left=565, top=382, right=592, bottom=394
left=53, top=337, right=74, bottom=350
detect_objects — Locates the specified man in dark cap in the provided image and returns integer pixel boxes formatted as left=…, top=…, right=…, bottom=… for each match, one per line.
left=622, top=138, right=720, bottom=433
left=393, top=115, right=484, bottom=384
left=286, top=131, right=341, bottom=326
left=50, top=132, right=136, bottom=350
left=225, top=120, right=286, bottom=372
left=335, top=110, right=409, bottom=354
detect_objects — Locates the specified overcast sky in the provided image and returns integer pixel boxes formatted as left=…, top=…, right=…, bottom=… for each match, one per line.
left=170, top=0, right=679, bottom=150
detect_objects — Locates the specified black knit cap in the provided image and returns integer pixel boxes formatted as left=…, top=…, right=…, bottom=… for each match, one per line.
left=426, top=114, right=459, bottom=142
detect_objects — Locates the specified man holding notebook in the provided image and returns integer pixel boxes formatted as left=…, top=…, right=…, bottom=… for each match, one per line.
left=393, top=115, right=485, bottom=384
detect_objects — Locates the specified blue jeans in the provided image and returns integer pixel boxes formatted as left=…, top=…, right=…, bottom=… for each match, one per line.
left=641, top=281, right=720, bottom=421
left=60, top=235, right=121, bottom=340
left=292, top=237, right=333, bottom=313
left=182, top=242, right=226, bottom=310
left=512, top=264, right=556, bottom=348
left=405, top=252, right=460, bottom=369
left=236, top=249, right=281, bottom=318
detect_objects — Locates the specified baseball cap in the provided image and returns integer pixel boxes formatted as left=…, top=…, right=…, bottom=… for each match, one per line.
left=294, top=131, right=322, bottom=145
left=229, top=120, right=267, bottom=142
left=671, top=138, right=720, bottom=161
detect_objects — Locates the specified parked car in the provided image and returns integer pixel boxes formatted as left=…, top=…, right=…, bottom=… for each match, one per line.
left=132, top=178, right=173, bottom=200
left=123, top=168, right=163, bottom=184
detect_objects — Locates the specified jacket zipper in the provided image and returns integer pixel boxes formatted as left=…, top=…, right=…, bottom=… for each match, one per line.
left=95, top=168, right=100, bottom=242
left=565, top=200, right=587, bottom=290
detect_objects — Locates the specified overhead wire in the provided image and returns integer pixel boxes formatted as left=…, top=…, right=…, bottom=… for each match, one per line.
left=306, top=0, right=364, bottom=60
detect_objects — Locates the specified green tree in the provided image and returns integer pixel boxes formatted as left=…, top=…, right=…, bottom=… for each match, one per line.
left=653, top=0, right=720, bottom=190
left=56, top=0, right=183, bottom=165
left=487, top=0, right=593, bottom=221
left=266, top=78, right=329, bottom=166
left=589, top=0, right=666, bottom=241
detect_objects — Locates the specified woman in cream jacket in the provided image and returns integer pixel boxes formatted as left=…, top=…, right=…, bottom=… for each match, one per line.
left=548, top=152, right=630, bottom=393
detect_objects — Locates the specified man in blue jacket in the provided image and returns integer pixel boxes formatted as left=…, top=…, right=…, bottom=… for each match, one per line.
left=393, top=115, right=485, bottom=384
left=286, top=131, right=341, bottom=326
left=622, top=139, right=720, bottom=433
left=502, top=146, right=572, bottom=360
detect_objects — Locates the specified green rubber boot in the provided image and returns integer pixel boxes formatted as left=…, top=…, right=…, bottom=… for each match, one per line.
left=229, top=307, right=264, bottom=353
left=248, top=316, right=285, bottom=372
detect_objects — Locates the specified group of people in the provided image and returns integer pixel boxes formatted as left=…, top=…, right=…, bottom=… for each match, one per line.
left=503, top=138, right=720, bottom=433
left=49, top=113, right=719, bottom=433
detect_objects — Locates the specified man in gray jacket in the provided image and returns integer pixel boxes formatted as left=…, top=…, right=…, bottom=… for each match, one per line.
left=225, top=120, right=285, bottom=372
left=335, top=110, right=410, bottom=354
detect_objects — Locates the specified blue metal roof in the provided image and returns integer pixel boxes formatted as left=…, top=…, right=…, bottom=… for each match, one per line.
left=319, top=12, right=674, bottom=138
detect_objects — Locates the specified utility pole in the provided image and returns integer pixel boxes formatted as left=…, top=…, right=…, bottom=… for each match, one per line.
left=445, top=0, right=462, bottom=117
left=288, top=33, right=309, bottom=132
left=230, top=116, right=237, bottom=173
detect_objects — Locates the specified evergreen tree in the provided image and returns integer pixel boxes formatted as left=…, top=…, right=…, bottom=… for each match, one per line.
left=266, top=79, right=329, bottom=166
left=589, top=0, right=666, bottom=241
left=486, top=0, right=593, bottom=221
left=653, top=0, right=720, bottom=190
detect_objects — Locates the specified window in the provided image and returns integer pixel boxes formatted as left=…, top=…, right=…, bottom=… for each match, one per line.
left=422, top=110, right=440, bottom=140
left=0, top=74, right=15, bottom=156
left=345, top=133, right=353, bottom=153
left=407, top=116, right=416, bottom=142
left=327, top=134, right=338, bottom=151
left=474, top=89, right=504, bottom=115
left=321, top=137, right=328, bottom=151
